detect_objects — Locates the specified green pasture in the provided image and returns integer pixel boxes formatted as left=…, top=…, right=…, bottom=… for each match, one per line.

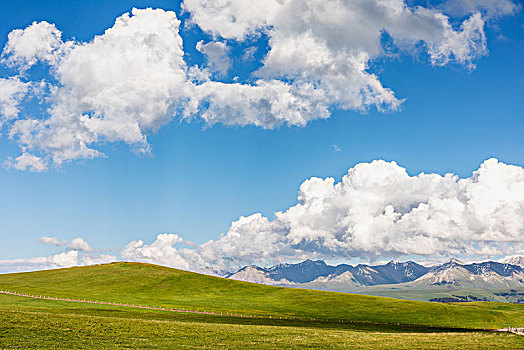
left=0, top=263, right=522, bottom=349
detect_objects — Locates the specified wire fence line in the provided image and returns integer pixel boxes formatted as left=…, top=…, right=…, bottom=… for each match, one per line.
left=506, top=327, right=524, bottom=335
left=0, top=289, right=520, bottom=334
left=0, top=290, right=252, bottom=318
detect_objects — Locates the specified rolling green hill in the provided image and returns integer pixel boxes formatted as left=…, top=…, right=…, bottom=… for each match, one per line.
left=0, top=262, right=523, bottom=349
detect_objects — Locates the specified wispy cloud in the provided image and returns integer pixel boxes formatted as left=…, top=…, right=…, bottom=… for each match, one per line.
left=439, top=0, right=521, bottom=19
left=0, top=236, right=116, bottom=273
left=39, top=236, right=67, bottom=246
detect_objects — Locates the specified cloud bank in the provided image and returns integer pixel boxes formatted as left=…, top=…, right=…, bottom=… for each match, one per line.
left=121, top=158, right=524, bottom=272
left=0, top=251, right=80, bottom=273
left=0, top=236, right=115, bottom=273
left=2, top=159, right=522, bottom=273
left=0, top=2, right=511, bottom=169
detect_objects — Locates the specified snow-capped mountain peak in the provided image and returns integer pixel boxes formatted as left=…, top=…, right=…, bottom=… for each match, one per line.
left=444, top=258, right=465, bottom=266
left=227, top=258, right=524, bottom=291
left=500, top=255, right=524, bottom=268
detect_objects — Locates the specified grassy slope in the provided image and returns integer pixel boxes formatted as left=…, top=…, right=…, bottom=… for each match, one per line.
left=0, top=262, right=522, bottom=329
left=352, top=287, right=524, bottom=303
left=1, top=295, right=523, bottom=349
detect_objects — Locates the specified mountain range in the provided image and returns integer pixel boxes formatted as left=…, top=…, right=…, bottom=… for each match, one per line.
left=225, top=256, right=524, bottom=292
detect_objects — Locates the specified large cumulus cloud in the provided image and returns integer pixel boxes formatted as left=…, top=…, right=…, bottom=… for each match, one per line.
left=122, top=158, right=524, bottom=272
left=0, top=2, right=505, bottom=169
left=2, top=9, right=190, bottom=170
left=4, top=159, right=522, bottom=273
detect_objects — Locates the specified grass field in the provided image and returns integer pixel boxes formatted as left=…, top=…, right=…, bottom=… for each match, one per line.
left=352, top=286, right=524, bottom=303
left=0, top=262, right=523, bottom=349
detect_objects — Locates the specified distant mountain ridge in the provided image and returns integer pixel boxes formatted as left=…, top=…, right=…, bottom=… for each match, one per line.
left=406, top=259, right=524, bottom=289
left=227, top=259, right=430, bottom=286
left=226, top=256, right=524, bottom=291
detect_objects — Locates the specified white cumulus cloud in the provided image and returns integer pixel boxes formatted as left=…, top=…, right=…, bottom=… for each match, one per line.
left=121, top=159, right=524, bottom=272
left=5, top=152, right=48, bottom=172
left=0, top=3, right=500, bottom=169
left=67, top=237, right=94, bottom=252
left=4, top=8, right=189, bottom=168
left=5, top=159, right=523, bottom=273
left=184, top=0, right=487, bottom=114
left=39, top=236, right=93, bottom=252
left=1, top=21, right=64, bottom=70
left=0, top=77, right=29, bottom=127
left=121, top=233, right=209, bottom=272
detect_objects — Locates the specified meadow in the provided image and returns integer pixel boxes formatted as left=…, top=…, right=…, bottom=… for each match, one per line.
left=0, top=262, right=523, bottom=349
left=350, top=286, right=524, bottom=303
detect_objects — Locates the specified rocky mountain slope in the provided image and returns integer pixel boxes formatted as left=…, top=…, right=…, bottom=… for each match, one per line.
left=406, top=259, right=524, bottom=289
left=500, top=256, right=524, bottom=268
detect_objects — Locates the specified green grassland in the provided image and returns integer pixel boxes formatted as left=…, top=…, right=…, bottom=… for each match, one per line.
left=352, top=286, right=524, bottom=303
left=0, top=262, right=523, bottom=349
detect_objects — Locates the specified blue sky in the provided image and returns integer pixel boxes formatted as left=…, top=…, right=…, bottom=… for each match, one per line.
left=0, top=0, right=523, bottom=272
